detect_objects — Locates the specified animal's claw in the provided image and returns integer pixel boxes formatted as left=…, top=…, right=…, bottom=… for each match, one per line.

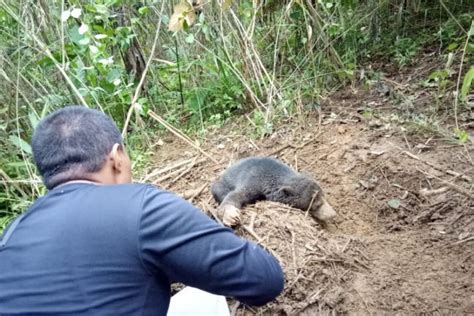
left=221, top=205, right=241, bottom=227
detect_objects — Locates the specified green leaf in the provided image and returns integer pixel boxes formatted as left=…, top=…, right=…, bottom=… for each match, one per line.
left=468, top=21, right=474, bottom=37
left=185, top=34, right=194, bottom=44
left=28, top=112, right=40, bottom=129
left=138, top=6, right=149, bottom=15
left=106, top=68, right=121, bottom=83
left=454, top=128, right=469, bottom=144
left=78, top=37, right=90, bottom=45
left=69, top=25, right=81, bottom=43
left=461, top=67, right=474, bottom=100
left=61, top=10, right=71, bottom=22
left=387, top=199, right=401, bottom=209
left=447, top=42, right=458, bottom=51
left=70, top=8, right=82, bottom=18
left=428, top=69, right=448, bottom=81
left=95, top=4, right=108, bottom=15
left=9, top=135, right=32, bottom=155
left=68, top=25, right=89, bottom=46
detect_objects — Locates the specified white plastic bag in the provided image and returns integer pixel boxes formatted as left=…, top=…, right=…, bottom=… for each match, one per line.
left=167, top=286, right=230, bottom=316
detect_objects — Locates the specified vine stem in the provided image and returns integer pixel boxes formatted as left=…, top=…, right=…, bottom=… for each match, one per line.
left=121, top=0, right=166, bottom=138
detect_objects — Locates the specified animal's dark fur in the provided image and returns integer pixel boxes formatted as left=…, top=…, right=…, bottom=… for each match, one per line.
left=211, top=157, right=326, bottom=217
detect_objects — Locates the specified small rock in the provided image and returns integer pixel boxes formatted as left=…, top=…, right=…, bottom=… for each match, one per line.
left=415, top=143, right=431, bottom=151
left=392, top=302, right=403, bottom=310
left=368, top=119, right=383, bottom=128
left=359, top=180, right=373, bottom=189
left=369, top=175, right=379, bottom=185
left=369, top=149, right=385, bottom=157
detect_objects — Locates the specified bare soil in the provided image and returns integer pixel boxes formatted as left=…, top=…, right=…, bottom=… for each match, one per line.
left=145, top=73, right=473, bottom=315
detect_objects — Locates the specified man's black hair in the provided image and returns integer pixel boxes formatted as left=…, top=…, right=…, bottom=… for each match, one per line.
left=32, top=106, right=123, bottom=189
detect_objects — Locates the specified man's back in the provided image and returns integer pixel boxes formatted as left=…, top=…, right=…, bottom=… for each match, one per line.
left=0, top=183, right=284, bottom=315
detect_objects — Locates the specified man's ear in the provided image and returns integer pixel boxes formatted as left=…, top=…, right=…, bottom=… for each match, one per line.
left=109, top=143, right=123, bottom=171
left=109, top=143, right=132, bottom=184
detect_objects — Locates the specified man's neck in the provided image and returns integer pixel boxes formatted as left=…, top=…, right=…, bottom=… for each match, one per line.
left=54, top=180, right=100, bottom=189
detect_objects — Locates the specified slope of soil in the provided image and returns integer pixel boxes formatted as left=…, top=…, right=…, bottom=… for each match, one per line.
left=145, top=79, right=473, bottom=315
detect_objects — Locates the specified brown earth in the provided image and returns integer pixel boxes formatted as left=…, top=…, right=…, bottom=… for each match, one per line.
left=144, top=72, right=473, bottom=315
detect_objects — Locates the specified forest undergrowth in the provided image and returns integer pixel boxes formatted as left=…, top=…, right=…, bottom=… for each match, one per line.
left=0, top=0, right=473, bottom=232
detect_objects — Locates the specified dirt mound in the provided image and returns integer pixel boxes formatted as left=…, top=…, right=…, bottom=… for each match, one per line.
left=145, top=103, right=473, bottom=314
left=233, top=202, right=368, bottom=315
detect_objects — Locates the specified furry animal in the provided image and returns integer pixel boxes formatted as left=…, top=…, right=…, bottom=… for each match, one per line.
left=211, top=157, right=336, bottom=226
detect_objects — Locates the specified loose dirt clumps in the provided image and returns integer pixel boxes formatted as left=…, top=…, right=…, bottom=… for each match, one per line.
left=145, top=95, right=473, bottom=314
left=234, top=202, right=369, bottom=315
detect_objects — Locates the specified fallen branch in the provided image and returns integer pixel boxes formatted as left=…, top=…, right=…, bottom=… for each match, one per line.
left=248, top=212, right=257, bottom=232
left=416, top=168, right=474, bottom=200
left=142, top=158, right=196, bottom=182
left=168, top=157, right=204, bottom=186
left=201, top=201, right=224, bottom=226
left=152, top=166, right=187, bottom=185
left=419, top=187, right=449, bottom=197
left=182, top=183, right=208, bottom=202
left=446, top=169, right=473, bottom=183
left=168, top=165, right=194, bottom=186
left=148, top=110, right=219, bottom=164
left=402, top=150, right=471, bottom=182
left=267, top=143, right=292, bottom=157
left=453, top=236, right=474, bottom=245
left=242, top=225, right=263, bottom=243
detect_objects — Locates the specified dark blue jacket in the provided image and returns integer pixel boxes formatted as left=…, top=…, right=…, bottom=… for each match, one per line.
left=0, top=183, right=284, bottom=315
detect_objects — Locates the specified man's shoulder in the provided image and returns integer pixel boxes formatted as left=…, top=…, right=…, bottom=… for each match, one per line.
left=102, top=182, right=152, bottom=191
left=92, top=182, right=154, bottom=195
left=93, top=183, right=181, bottom=206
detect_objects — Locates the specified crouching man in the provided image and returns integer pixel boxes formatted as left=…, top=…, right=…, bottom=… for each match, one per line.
left=0, top=106, right=284, bottom=315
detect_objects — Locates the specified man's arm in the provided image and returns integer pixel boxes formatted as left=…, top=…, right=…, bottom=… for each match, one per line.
left=138, top=186, right=284, bottom=306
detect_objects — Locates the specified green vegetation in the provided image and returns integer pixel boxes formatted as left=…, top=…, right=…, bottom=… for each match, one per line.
left=0, top=0, right=473, bottom=233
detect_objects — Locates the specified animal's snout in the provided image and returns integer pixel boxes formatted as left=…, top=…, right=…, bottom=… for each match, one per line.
left=313, top=197, right=336, bottom=221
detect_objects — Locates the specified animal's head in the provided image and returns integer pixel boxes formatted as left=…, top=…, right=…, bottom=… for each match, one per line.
left=278, top=174, right=336, bottom=221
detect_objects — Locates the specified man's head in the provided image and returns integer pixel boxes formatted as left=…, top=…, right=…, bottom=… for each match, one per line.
left=32, top=106, right=132, bottom=189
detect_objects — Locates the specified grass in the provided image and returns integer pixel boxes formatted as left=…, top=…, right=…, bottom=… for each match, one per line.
left=0, top=0, right=472, bottom=234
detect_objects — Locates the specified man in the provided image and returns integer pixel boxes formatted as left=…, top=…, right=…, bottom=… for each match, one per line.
left=0, top=106, right=284, bottom=315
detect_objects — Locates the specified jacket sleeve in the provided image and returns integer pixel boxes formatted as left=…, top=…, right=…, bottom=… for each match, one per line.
left=137, top=185, right=284, bottom=306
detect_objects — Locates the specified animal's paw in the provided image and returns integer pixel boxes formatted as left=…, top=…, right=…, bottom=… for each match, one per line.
left=221, top=205, right=241, bottom=227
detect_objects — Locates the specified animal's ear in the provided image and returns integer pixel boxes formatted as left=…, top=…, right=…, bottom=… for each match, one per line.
left=311, top=188, right=321, bottom=198
left=279, top=186, right=295, bottom=196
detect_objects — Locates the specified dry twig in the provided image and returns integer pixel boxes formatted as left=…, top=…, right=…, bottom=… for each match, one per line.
left=121, top=1, right=166, bottom=137
left=142, top=158, right=196, bottom=182
left=402, top=150, right=471, bottom=182
left=148, top=110, right=219, bottom=164
left=183, top=183, right=208, bottom=202
left=230, top=302, right=241, bottom=316
left=416, top=167, right=473, bottom=200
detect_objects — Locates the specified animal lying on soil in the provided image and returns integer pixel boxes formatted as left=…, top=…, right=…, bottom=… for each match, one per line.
left=211, top=156, right=337, bottom=226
